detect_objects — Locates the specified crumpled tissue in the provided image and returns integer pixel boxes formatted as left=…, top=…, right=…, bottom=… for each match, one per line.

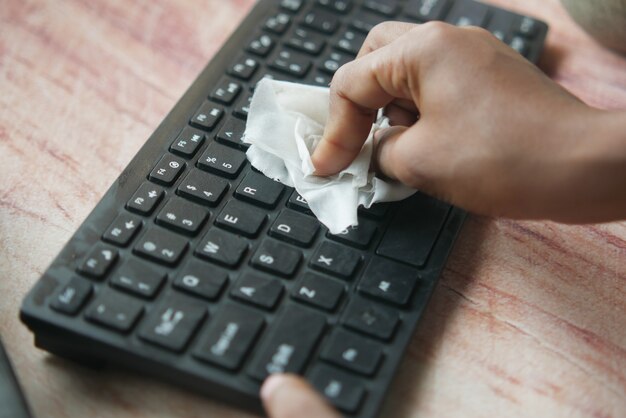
left=243, top=79, right=416, bottom=234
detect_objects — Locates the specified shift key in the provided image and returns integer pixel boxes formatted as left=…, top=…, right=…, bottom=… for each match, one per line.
left=247, top=305, right=326, bottom=381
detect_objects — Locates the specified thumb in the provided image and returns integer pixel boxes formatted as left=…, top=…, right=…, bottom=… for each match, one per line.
left=260, top=374, right=341, bottom=418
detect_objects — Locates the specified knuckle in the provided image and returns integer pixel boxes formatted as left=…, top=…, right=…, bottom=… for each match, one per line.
left=418, top=21, right=458, bottom=46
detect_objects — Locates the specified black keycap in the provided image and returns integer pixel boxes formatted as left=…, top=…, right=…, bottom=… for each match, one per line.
left=287, top=27, right=326, bottom=55
left=246, top=32, right=276, bottom=57
left=250, top=70, right=294, bottom=91
left=233, top=91, right=253, bottom=119
left=281, top=0, right=303, bottom=13
left=342, top=297, right=399, bottom=340
left=85, top=289, right=143, bottom=333
left=50, top=277, right=92, bottom=315
left=291, top=272, right=344, bottom=311
left=308, top=71, right=332, bottom=87
left=486, top=9, right=514, bottom=42
left=327, top=218, right=377, bottom=249
left=404, top=0, right=450, bottom=21
left=349, top=10, right=385, bottom=33
left=230, top=273, right=283, bottom=310
left=138, top=293, right=207, bottom=352
left=215, top=200, right=266, bottom=238
left=247, top=304, right=326, bottom=380
left=228, top=56, right=259, bottom=80
left=190, top=102, right=224, bottom=131
left=193, top=304, right=264, bottom=370
left=376, top=193, right=450, bottom=267
left=126, top=182, right=164, bottom=215
left=156, top=197, right=208, bottom=235
left=177, top=169, right=229, bottom=207
left=235, top=171, right=285, bottom=209
left=363, top=0, right=399, bottom=17
left=210, top=77, right=242, bottom=105
left=358, top=202, right=389, bottom=219
left=311, top=241, right=361, bottom=279
left=307, top=364, right=366, bottom=413
left=195, top=228, right=248, bottom=267
left=250, top=240, right=301, bottom=278
left=77, top=244, right=118, bottom=279
left=302, top=10, right=339, bottom=34
left=357, top=257, right=420, bottom=306
left=173, top=259, right=228, bottom=300
left=320, top=329, right=383, bottom=375
left=149, top=154, right=186, bottom=186
left=514, top=16, right=539, bottom=38
left=197, top=142, right=246, bottom=179
left=269, top=209, right=319, bottom=247
left=102, top=212, right=142, bottom=246
left=317, top=0, right=352, bottom=14
left=319, top=50, right=352, bottom=74
left=216, top=118, right=248, bottom=150
left=445, top=0, right=490, bottom=27
left=335, top=29, right=366, bottom=55
left=170, top=127, right=205, bottom=158
left=509, top=36, right=529, bottom=56
left=286, top=190, right=312, bottom=214
left=110, top=258, right=166, bottom=299
left=269, top=49, right=311, bottom=78
left=264, top=12, right=291, bottom=34
left=134, top=227, right=188, bottom=266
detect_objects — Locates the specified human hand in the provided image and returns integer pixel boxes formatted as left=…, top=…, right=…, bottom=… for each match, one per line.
left=261, top=374, right=340, bottom=418
left=312, top=22, right=626, bottom=222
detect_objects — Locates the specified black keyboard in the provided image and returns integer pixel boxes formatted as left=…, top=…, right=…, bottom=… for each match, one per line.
left=20, top=1, right=548, bottom=417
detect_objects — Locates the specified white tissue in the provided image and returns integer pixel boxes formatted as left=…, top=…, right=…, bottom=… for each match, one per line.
left=243, top=79, right=416, bottom=234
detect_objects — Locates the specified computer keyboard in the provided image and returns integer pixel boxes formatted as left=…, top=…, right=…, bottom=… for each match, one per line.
left=20, top=1, right=548, bottom=417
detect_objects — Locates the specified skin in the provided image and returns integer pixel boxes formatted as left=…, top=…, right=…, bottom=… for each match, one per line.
left=261, top=21, right=626, bottom=418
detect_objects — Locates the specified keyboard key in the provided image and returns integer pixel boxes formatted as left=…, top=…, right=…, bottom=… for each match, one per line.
left=515, top=16, right=539, bottom=38
left=269, top=49, right=311, bottom=78
left=126, top=182, right=164, bottom=215
left=363, top=0, right=399, bottom=17
left=177, top=169, right=229, bottom=207
left=308, top=71, right=332, bottom=86
left=234, top=171, right=285, bottom=208
left=327, top=218, right=377, bottom=249
left=509, top=35, right=529, bottom=56
left=156, top=197, right=208, bottom=236
left=247, top=304, right=326, bottom=380
left=349, top=10, right=385, bottom=33
left=357, top=257, right=420, bottom=306
left=193, top=304, right=265, bottom=370
left=287, top=27, right=326, bottom=55
left=50, top=277, right=92, bottom=315
left=335, top=29, right=366, bottom=55
left=320, top=329, right=383, bottom=375
left=110, top=258, right=166, bottom=299
left=197, top=142, right=246, bottom=179
left=228, top=56, right=260, bottom=81
left=85, top=289, right=143, bottom=333
left=302, top=9, right=339, bottom=34
left=190, top=102, right=224, bottom=131
left=286, top=190, right=312, bottom=214
left=280, top=0, right=304, bottom=13
left=404, top=0, right=450, bottom=21
left=486, top=9, right=514, bottom=42
left=149, top=154, right=186, bottom=186
left=77, top=244, right=118, bottom=279
left=233, top=91, right=253, bottom=119
left=269, top=209, right=319, bottom=247
left=173, top=259, right=228, bottom=300
left=319, top=50, right=352, bottom=74
left=138, top=293, right=207, bottom=352
left=246, top=32, right=276, bottom=57
left=307, top=364, right=366, bottom=413
left=170, top=127, right=205, bottom=158
left=311, top=241, right=361, bottom=279
left=102, top=212, right=142, bottom=246
left=264, top=12, right=291, bottom=34
left=210, top=77, right=242, bottom=105
left=215, top=200, right=266, bottom=238
left=446, top=0, right=490, bottom=27
left=342, top=296, right=399, bottom=340
left=251, top=240, right=301, bottom=278
left=195, top=228, right=248, bottom=267
left=376, top=193, right=450, bottom=267
left=216, top=118, right=248, bottom=150
left=134, top=227, right=188, bottom=266
left=230, top=273, right=283, bottom=310
left=317, top=0, right=352, bottom=14
left=358, top=202, right=389, bottom=219
left=291, top=272, right=344, bottom=311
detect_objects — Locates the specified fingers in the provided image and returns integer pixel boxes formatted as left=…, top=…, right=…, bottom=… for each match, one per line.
left=356, top=21, right=417, bottom=58
left=261, top=374, right=340, bottom=418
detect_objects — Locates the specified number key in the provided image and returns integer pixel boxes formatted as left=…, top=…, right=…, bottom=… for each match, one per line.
left=197, top=142, right=246, bottom=179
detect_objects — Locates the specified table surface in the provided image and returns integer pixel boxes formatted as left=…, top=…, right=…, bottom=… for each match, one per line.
left=1, top=1, right=625, bottom=417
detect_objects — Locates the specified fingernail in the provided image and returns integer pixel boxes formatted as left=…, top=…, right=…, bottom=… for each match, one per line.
left=260, top=374, right=286, bottom=402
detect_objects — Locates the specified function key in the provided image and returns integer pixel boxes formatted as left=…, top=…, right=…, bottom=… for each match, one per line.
left=316, top=0, right=352, bottom=14
left=102, top=212, right=142, bottom=246
left=177, top=169, right=228, bottom=207
left=363, top=0, right=399, bottom=17
left=195, top=228, right=248, bottom=268
left=335, top=29, right=366, bottom=55
left=215, top=200, right=266, bottom=238
left=110, top=258, right=166, bottom=299
left=327, top=218, right=377, bottom=249
left=302, top=9, right=339, bottom=34
left=264, top=12, right=292, bottom=34
left=269, top=209, right=319, bottom=247
left=190, top=102, right=224, bottom=131
left=307, top=364, right=366, bottom=413
left=233, top=91, right=254, bottom=120
left=342, top=296, right=399, bottom=341
left=269, top=49, right=312, bottom=78
left=216, top=118, right=248, bottom=150
left=134, top=227, right=188, bottom=266
left=77, top=244, right=118, bottom=279
left=156, top=197, right=208, bottom=236
left=319, top=50, right=352, bottom=74
left=235, top=171, right=285, bottom=209
left=85, top=289, right=143, bottom=333
left=126, top=182, right=164, bottom=215
left=250, top=239, right=302, bottom=278
left=173, top=259, right=228, bottom=300
left=291, top=272, right=344, bottom=311
left=246, top=33, right=276, bottom=57
left=148, top=153, right=185, bottom=186
left=404, top=0, right=450, bottom=22
left=445, top=0, right=490, bottom=27
left=50, top=277, right=92, bottom=315
left=138, top=293, right=207, bottom=352
left=286, top=27, right=326, bottom=56
left=228, top=56, right=260, bottom=81
left=287, top=190, right=312, bottom=214
left=357, top=257, right=420, bottom=306
left=230, top=273, right=284, bottom=310
left=197, top=141, right=246, bottom=179
left=320, top=329, right=383, bottom=376
left=170, top=127, right=205, bottom=158
left=349, top=10, right=385, bottom=33
left=281, top=0, right=304, bottom=13
left=194, top=304, right=265, bottom=370
left=310, top=241, right=361, bottom=279
left=210, top=77, right=242, bottom=105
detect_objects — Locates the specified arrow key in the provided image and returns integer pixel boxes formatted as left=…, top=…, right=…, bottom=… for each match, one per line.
left=216, top=118, right=248, bottom=150
left=103, top=212, right=143, bottom=246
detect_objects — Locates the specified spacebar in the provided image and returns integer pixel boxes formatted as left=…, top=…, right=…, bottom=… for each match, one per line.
left=376, top=193, right=450, bottom=267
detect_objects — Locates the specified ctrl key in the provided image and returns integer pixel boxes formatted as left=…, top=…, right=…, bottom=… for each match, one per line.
left=50, top=277, right=92, bottom=315
left=85, top=289, right=143, bottom=333
left=308, top=364, right=366, bottom=414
